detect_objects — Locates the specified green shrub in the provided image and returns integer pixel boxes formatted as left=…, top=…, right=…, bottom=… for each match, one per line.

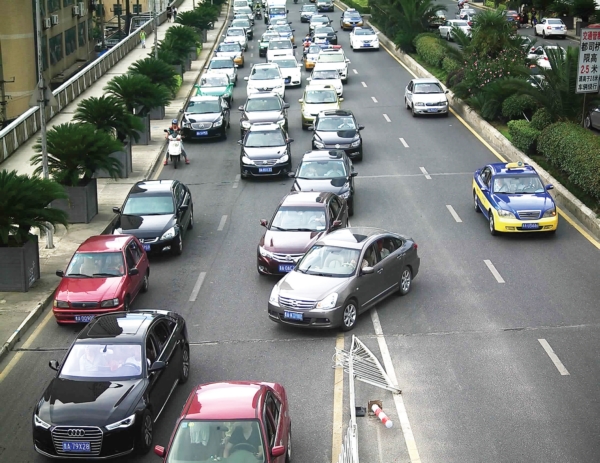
left=508, top=120, right=540, bottom=154
left=484, top=0, right=495, bottom=7
left=414, top=35, right=446, bottom=68
left=344, top=0, right=371, bottom=14
left=530, top=108, right=553, bottom=131
left=497, top=4, right=507, bottom=11
left=538, top=122, right=600, bottom=201
left=501, top=94, right=538, bottom=120
left=442, top=57, right=461, bottom=74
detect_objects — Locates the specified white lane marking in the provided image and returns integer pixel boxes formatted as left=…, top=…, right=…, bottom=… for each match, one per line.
left=383, top=114, right=391, bottom=122
left=251, top=53, right=254, bottom=57
left=361, top=81, right=367, bottom=87
left=484, top=259, right=505, bottom=283
left=419, top=167, right=431, bottom=180
left=352, top=69, right=358, bottom=74
left=189, top=272, right=207, bottom=302
left=446, top=205, right=462, bottom=223
left=371, top=310, right=422, bottom=463
left=399, top=138, right=409, bottom=148
left=233, top=174, right=241, bottom=189
left=217, top=215, right=228, bottom=231
left=371, top=97, right=378, bottom=103
left=538, top=339, right=570, bottom=376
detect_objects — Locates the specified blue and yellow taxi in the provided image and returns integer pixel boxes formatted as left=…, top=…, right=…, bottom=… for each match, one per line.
left=473, top=162, right=558, bottom=235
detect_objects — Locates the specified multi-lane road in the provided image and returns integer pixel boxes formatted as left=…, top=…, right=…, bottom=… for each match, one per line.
left=0, top=2, right=599, bottom=463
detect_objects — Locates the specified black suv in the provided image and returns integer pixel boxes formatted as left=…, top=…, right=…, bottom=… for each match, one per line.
left=309, top=109, right=364, bottom=161
left=239, top=92, right=289, bottom=136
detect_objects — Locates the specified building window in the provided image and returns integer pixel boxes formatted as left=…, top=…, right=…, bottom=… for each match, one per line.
left=63, top=0, right=75, bottom=6
left=133, top=4, right=143, bottom=13
left=48, top=0, right=61, bottom=13
left=65, top=27, right=77, bottom=56
left=49, top=33, right=63, bottom=65
left=78, top=22, right=86, bottom=47
left=42, top=38, right=49, bottom=71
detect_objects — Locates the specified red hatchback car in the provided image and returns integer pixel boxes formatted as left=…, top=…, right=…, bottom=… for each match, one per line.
left=53, top=235, right=150, bottom=324
left=154, top=381, right=292, bottom=463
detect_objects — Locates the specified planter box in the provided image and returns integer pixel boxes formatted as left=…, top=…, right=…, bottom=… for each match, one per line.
left=132, top=115, right=151, bottom=145
left=184, top=58, right=192, bottom=72
left=188, top=47, right=198, bottom=61
left=52, top=178, right=98, bottom=224
left=0, top=237, right=40, bottom=292
left=171, top=64, right=183, bottom=77
left=149, top=105, right=166, bottom=120
left=95, top=142, right=132, bottom=178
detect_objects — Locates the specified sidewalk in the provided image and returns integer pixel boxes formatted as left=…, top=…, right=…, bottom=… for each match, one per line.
left=0, top=0, right=228, bottom=362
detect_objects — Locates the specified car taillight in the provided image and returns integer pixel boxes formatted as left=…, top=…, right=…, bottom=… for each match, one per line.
left=543, top=57, right=548, bottom=60
left=413, top=243, right=418, bottom=250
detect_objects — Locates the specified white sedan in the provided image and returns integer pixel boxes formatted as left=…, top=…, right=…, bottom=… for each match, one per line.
left=534, top=18, right=567, bottom=39
left=225, top=27, right=248, bottom=50
left=349, top=27, right=380, bottom=51
left=270, top=56, right=303, bottom=87
left=307, top=68, right=343, bottom=96
left=439, top=20, right=471, bottom=41
left=527, top=45, right=566, bottom=70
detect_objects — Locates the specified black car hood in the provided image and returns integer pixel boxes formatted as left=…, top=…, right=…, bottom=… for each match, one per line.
left=293, top=177, right=349, bottom=194
left=243, top=110, right=284, bottom=124
left=184, top=112, right=222, bottom=123
left=37, top=378, right=145, bottom=426
left=244, top=146, right=288, bottom=160
left=114, top=214, right=176, bottom=238
left=315, top=129, right=358, bottom=143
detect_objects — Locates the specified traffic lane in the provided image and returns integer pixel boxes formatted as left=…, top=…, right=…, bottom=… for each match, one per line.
left=369, top=329, right=600, bottom=463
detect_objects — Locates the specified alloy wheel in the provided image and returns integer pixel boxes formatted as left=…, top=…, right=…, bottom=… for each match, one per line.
left=399, top=268, right=412, bottom=295
left=143, top=413, right=153, bottom=448
left=286, top=430, right=292, bottom=463
left=473, top=192, right=481, bottom=213
left=141, top=273, right=149, bottom=293
left=180, top=346, right=190, bottom=384
left=342, top=302, right=357, bottom=331
left=584, top=116, right=591, bottom=129
left=489, top=212, right=497, bottom=236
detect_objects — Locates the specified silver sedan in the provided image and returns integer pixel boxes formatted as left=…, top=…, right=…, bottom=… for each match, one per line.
left=404, top=78, right=449, bottom=117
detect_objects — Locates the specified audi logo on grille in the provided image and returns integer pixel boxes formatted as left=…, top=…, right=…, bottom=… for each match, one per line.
left=67, top=429, right=85, bottom=437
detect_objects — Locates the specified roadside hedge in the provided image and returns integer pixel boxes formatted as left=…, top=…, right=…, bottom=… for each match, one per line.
left=414, top=34, right=446, bottom=68
left=344, top=0, right=371, bottom=14
left=442, top=56, right=461, bottom=74
left=537, top=122, right=600, bottom=201
left=530, top=108, right=553, bottom=131
left=501, top=94, right=538, bottom=120
left=508, top=120, right=540, bottom=154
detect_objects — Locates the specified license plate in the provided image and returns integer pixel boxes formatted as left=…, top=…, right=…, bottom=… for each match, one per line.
left=362, top=44, right=371, bottom=47
left=554, top=27, right=561, bottom=29
left=75, top=315, right=95, bottom=323
left=196, top=130, right=208, bottom=136
left=284, top=77, right=291, bottom=83
left=278, top=264, right=295, bottom=273
left=284, top=311, right=303, bottom=321
left=258, top=167, right=273, bottom=173
left=142, top=244, right=151, bottom=252
left=427, top=108, right=438, bottom=112
left=62, top=441, right=91, bottom=452
left=522, top=223, right=540, bottom=230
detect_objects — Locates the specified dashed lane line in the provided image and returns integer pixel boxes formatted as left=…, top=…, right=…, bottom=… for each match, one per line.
left=484, top=259, right=505, bottom=283
left=538, top=339, right=570, bottom=375
left=372, top=97, right=378, bottom=103
left=419, top=167, right=432, bottom=180
left=189, top=272, right=207, bottom=302
left=383, top=114, right=391, bottom=122
left=232, top=174, right=241, bottom=188
left=446, top=205, right=463, bottom=223
left=217, top=215, right=228, bottom=231
left=352, top=69, right=358, bottom=74
left=361, top=81, right=367, bottom=87
left=399, top=138, right=409, bottom=148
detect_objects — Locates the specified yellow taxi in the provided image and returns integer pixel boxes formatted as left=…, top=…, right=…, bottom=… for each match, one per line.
left=298, top=85, right=343, bottom=129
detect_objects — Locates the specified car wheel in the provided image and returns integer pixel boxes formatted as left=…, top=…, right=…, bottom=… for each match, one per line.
left=398, top=267, right=412, bottom=296
left=489, top=210, right=498, bottom=236
left=172, top=234, right=183, bottom=256
left=584, top=115, right=592, bottom=129
left=341, top=300, right=358, bottom=331
left=412, top=105, right=417, bottom=117
left=141, top=270, right=150, bottom=293
left=405, top=98, right=410, bottom=110
left=179, top=344, right=190, bottom=384
left=188, top=207, right=194, bottom=229
left=136, top=410, right=153, bottom=455
left=348, top=198, right=354, bottom=216
left=286, top=430, right=292, bottom=463
left=221, top=127, right=227, bottom=140
left=473, top=191, right=481, bottom=213
left=542, top=31, right=546, bottom=39
left=124, top=296, right=131, bottom=312
left=447, top=32, right=451, bottom=41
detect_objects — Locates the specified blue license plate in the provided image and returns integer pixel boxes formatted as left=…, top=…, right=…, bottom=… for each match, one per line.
left=75, top=315, right=95, bottom=323
left=142, top=244, right=151, bottom=252
left=196, top=130, right=208, bottom=136
left=258, top=167, right=273, bottom=173
left=284, top=311, right=303, bottom=321
left=522, top=223, right=540, bottom=230
left=278, top=264, right=295, bottom=273
left=62, top=442, right=91, bottom=452
left=362, top=44, right=371, bottom=47
left=427, top=108, right=438, bottom=112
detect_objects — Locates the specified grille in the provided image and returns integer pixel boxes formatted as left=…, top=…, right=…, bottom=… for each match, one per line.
left=138, top=237, right=158, bottom=244
left=425, top=102, right=445, bottom=106
left=324, top=143, right=350, bottom=149
left=279, top=296, right=316, bottom=310
left=52, top=426, right=103, bottom=457
left=70, top=301, right=99, bottom=309
left=362, top=40, right=372, bottom=44
left=258, top=87, right=275, bottom=92
left=254, top=159, right=278, bottom=166
left=272, top=252, right=303, bottom=262
left=517, top=210, right=541, bottom=220
left=191, top=122, right=212, bottom=130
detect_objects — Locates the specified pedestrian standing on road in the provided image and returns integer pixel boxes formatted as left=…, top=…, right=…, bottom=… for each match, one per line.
left=140, top=30, right=146, bottom=48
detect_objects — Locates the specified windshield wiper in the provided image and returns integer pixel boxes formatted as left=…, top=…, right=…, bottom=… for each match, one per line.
left=65, top=273, right=91, bottom=278
left=270, top=226, right=289, bottom=231
left=92, top=273, right=120, bottom=277
left=286, top=228, right=318, bottom=232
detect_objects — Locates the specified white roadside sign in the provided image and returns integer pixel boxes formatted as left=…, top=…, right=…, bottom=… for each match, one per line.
left=576, top=28, right=600, bottom=94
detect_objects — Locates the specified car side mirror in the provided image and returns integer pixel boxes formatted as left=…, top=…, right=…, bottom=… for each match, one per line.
left=178, top=108, right=184, bottom=113
left=351, top=172, right=358, bottom=177
left=307, top=125, right=314, bottom=130
left=163, top=129, right=169, bottom=133
left=358, top=125, right=364, bottom=130
left=286, top=138, right=294, bottom=143
left=149, top=360, right=166, bottom=372
left=112, top=206, right=121, bottom=214
left=293, top=45, right=298, bottom=48
left=49, top=360, right=60, bottom=371
left=56, top=270, right=64, bottom=277
left=346, top=59, right=351, bottom=63
left=234, top=64, right=239, bottom=68
left=128, top=268, right=139, bottom=276
left=287, top=172, right=296, bottom=178
left=260, top=219, right=268, bottom=227
left=361, top=266, right=374, bottom=275
left=480, top=185, right=488, bottom=192
left=238, top=140, right=243, bottom=145
left=271, top=446, right=286, bottom=458
left=238, top=105, right=244, bottom=111
left=445, top=90, right=449, bottom=93
left=339, top=97, right=344, bottom=102
left=244, top=77, right=249, bottom=81
left=298, top=98, right=304, bottom=103
left=287, top=9, right=289, bottom=13
left=179, top=204, right=189, bottom=212
left=292, top=29, right=296, bottom=32
left=154, top=446, right=166, bottom=458
left=546, top=184, right=554, bottom=190
left=283, top=103, right=290, bottom=109
left=332, top=220, right=342, bottom=228
left=307, top=77, right=312, bottom=81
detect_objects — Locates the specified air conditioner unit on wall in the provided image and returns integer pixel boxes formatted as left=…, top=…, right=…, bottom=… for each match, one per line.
left=78, top=2, right=86, bottom=15
left=72, top=5, right=80, bottom=16
left=51, top=14, right=59, bottom=25
left=43, top=17, right=51, bottom=29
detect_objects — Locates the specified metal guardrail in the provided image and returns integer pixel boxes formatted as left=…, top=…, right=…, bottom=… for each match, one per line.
left=0, top=10, right=167, bottom=163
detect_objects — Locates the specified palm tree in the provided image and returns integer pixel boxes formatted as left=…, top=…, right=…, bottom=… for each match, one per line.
left=104, top=74, right=171, bottom=116
left=0, top=170, right=69, bottom=246
left=129, top=58, right=179, bottom=96
left=31, top=123, right=124, bottom=186
left=73, top=96, right=143, bottom=142
left=176, top=9, right=218, bottom=31
left=164, top=25, right=200, bottom=58
left=470, top=10, right=522, bottom=58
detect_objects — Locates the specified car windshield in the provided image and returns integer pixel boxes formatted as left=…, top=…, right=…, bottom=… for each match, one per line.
left=262, top=33, right=280, bottom=42
left=246, top=97, right=281, bottom=111
left=492, top=175, right=545, bottom=194
left=312, top=17, right=328, bottom=23
left=453, top=20, right=468, bottom=26
left=547, top=19, right=563, bottom=24
left=271, top=25, right=292, bottom=33
left=355, top=28, right=374, bottom=35
left=210, top=59, right=233, bottom=69
left=316, top=116, right=356, bottom=131
left=315, top=27, right=334, bottom=34
left=307, top=45, right=322, bottom=54
left=239, top=6, right=252, bottom=13
left=232, top=20, right=250, bottom=27
left=304, top=89, right=337, bottom=103
left=297, top=245, right=361, bottom=277
left=228, top=29, right=245, bottom=36
left=219, top=43, right=241, bottom=53
left=245, top=130, right=285, bottom=147
left=250, top=67, right=280, bottom=79
left=269, top=40, right=292, bottom=49
left=271, top=206, right=327, bottom=231
left=413, top=82, right=443, bottom=94
left=318, top=53, right=344, bottom=63
left=345, top=12, right=361, bottom=19
left=187, top=100, right=222, bottom=114
left=201, top=75, right=229, bottom=86
left=123, top=193, right=175, bottom=215
left=270, top=7, right=286, bottom=14
left=299, top=160, right=347, bottom=178
left=165, top=420, right=266, bottom=463
left=313, top=70, right=339, bottom=80
left=66, top=252, right=126, bottom=277
left=274, top=59, right=296, bottom=68
left=60, top=344, right=143, bottom=379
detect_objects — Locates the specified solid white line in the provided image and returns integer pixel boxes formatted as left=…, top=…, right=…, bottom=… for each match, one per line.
left=383, top=114, right=391, bottom=122
left=232, top=174, right=241, bottom=189
left=419, top=167, right=431, bottom=180
left=189, top=272, right=207, bottom=302
left=361, top=81, right=367, bottom=87
left=371, top=310, right=422, bottom=463
left=371, top=96, right=378, bottom=103
left=446, top=205, right=462, bottom=223
left=538, top=339, right=570, bottom=375
left=399, top=138, right=409, bottom=148
left=217, top=215, right=228, bottom=231
left=484, top=259, right=505, bottom=283
left=352, top=69, right=358, bottom=74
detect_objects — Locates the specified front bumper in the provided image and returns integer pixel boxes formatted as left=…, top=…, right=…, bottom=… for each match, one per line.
left=413, top=104, right=448, bottom=115
left=283, top=75, right=302, bottom=87
left=313, top=142, right=361, bottom=158
left=241, top=160, right=291, bottom=178
left=494, top=214, right=558, bottom=232
left=317, top=5, right=334, bottom=11
left=268, top=301, right=343, bottom=328
left=138, top=235, right=179, bottom=254
left=257, top=255, right=298, bottom=275
left=53, top=305, right=124, bottom=324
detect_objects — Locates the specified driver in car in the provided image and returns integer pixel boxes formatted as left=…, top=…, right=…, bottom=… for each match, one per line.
left=223, top=421, right=263, bottom=459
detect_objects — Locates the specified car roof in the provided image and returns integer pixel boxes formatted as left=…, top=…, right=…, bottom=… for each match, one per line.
left=76, top=234, right=134, bottom=253
left=281, top=191, right=333, bottom=207
left=252, top=62, right=280, bottom=68
left=76, top=310, right=174, bottom=342
left=301, top=149, right=346, bottom=161
left=317, top=227, right=388, bottom=249
left=490, top=162, right=539, bottom=176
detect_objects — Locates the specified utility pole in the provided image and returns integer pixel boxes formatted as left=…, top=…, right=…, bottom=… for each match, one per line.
left=100, top=0, right=106, bottom=50
left=0, top=43, right=15, bottom=124
left=125, top=0, right=131, bottom=35
left=153, top=0, right=158, bottom=59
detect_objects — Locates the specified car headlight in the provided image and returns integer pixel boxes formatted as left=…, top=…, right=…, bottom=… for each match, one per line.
left=160, top=227, right=176, bottom=241
left=259, top=246, right=274, bottom=258
left=54, top=300, right=69, bottom=308
left=269, top=285, right=280, bottom=305
left=276, top=154, right=289, bottom=164
left=213, top=117, right=223, bottom=128
left=314, top=140, right=325, bottom=148
left=439, top=101, right=448, bottom=106
left=100, top=298, right=119, bottom=308
left=181, top=121, right=189, bottom=128
left=340, top=190, right=350, bottom=199
left=350, top=138, right=361, bottom=148
left=242, top=155, right=255, bottom=165
left=497, top=209, right=516, bottom=219
left=543, top=207, right=556, bottom=218
left=315, top=292, right=338, bottom=310
left=414, top=102, right=425, bottom=106
left=34, top=414, right=51, bottom=429
left=106, top=414, right=136, bottom=431
left=241, top=120, right=252, bottom=129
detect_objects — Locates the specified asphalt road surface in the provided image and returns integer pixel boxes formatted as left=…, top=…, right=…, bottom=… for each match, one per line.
left=1, top=2, right=599, bottom=463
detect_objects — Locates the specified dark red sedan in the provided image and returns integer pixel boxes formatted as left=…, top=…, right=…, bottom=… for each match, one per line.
left=154, top=381, right=292, bottom=463
left=53, top=235, right=150, bottom=324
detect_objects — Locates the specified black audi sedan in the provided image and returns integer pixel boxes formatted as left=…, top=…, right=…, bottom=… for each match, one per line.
left=180, top=95, right=230, bottom=141
left=112, top=180, right=193, bottom=256
left=290, top=150, right=357, bottom=215
left=239, top=122, right=294, bottom=179
left=239, top=92, right=289, bottom=137
left=33, top=310, right=190, bottom=459
left=309, top=109, right=364, bottom=161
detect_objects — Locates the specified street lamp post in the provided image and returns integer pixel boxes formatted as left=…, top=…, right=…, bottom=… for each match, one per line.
left=153, top=0, right=158, bottom=59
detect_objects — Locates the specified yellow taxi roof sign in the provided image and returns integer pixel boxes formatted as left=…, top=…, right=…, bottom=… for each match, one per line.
left=506, top=161, right=527, bottom=169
